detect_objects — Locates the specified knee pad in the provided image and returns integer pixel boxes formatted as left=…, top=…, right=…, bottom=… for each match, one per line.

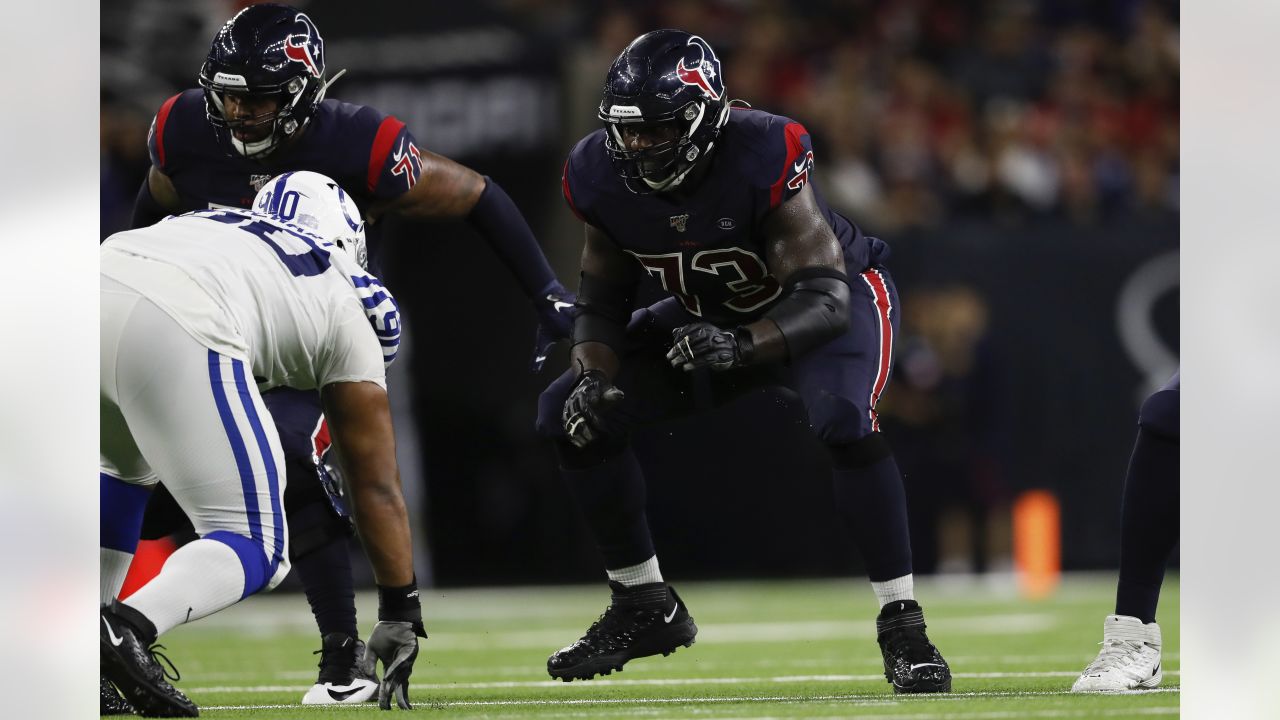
left=828, top=432, right=893, bottom=470
left=1138, top=389, right=1179, bottom=440
left=536, top=372, right=578, bottom=439
left=554, top=436, right=630, bottom=470
left=806, top=391, right=870, bottom=446
left=205, top=530, right=281, bottom=598
left=287, top=498, right=352, bottom=561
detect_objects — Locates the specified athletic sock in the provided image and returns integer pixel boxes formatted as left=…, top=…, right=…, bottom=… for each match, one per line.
left=122, top=537, right=258, bottom=635
left=100, top=549, right=134, bottom=606
left=1115, top=427, right=1180, bottom=624
left=558, top=445, right=656, bottom=569
left=100, top=473, right=152, bottom=603
left=831, top=454, right=914, bottom=582
left=872, top=573, right=915, bottom=608
left=294, top=534, right=359, bottom=639
left=607, top=555, right=664, bottom=586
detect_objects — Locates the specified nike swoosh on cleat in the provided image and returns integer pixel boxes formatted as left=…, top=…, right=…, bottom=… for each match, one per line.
left=326, top=686, right=366, bottom=702
left=664, top=604, right=680, bottom=623
left=103, top=617, right=124, bottom=647
left=909, top=663, right=943, bottom=671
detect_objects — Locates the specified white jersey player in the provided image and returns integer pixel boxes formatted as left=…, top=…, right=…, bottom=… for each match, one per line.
left=99, top=172, right=425, bottom=717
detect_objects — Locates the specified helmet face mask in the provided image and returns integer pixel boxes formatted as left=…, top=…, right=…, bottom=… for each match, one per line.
left=598, top=31, right=730, bottom=194
left=198, top=4, right=332, bottom=158
left=252, top=171, right=368, bottom=271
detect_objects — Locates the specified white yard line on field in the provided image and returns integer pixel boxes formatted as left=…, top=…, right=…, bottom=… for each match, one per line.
left=201, top=688, right=1179, bottom=713
left=187, top=670, right=1179, bottom=694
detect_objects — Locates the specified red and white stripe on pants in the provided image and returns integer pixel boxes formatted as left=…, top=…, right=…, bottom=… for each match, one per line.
left=859, top=268, right=894, bottom=432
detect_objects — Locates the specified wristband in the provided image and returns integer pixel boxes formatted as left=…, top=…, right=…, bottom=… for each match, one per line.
left=377, top=580, right=422, bottom=623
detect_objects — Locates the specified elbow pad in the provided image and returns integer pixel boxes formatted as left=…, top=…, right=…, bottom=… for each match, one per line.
left=571, top=272, right=635, bottom=354
left=764, top=267, right=851, bottom=360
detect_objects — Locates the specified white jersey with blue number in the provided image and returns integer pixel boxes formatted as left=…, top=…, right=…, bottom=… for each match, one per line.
left=101, top=209, right=400, bottom=391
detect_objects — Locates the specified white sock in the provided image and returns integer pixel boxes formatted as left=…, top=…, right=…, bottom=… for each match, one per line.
left=607, top=555, right=664, bottom=586
left=122, top=538, right=251, bottom=635
left=872, top=573, right=915, bottom=608
left=101, top=548, right=134, bottom=605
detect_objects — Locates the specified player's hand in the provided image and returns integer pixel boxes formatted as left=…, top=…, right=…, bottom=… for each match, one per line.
left=667, top=322, right=747, bottom=372
left=562, top=369, right=626, bottom=448
left=531, top=282, right=578, bottom=372
left=365, top=620, right=427, bottom=710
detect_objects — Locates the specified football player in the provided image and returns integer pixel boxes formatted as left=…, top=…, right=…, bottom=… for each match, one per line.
left=1073, top=371, right=1179, bottom=692
left=118, top=3, right=574, bottom=707
left=537, top=30, right=951, bottom=693
left=101, top=172, right=424, bottom=716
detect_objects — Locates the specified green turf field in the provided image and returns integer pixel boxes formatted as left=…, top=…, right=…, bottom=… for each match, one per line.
left=141, top=573, right=1178, bottom=718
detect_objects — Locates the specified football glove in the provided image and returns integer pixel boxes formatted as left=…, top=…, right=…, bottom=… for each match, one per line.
left=667, top=322, right=751, bottom=371
left=531, top=282, right=578, bottom=372
left=562, top=369, right=626, bottom=448
left=365, top=620, right=427, bottom=710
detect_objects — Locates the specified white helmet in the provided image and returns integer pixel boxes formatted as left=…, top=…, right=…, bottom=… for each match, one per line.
left=252, top=171, right=368, bottom=270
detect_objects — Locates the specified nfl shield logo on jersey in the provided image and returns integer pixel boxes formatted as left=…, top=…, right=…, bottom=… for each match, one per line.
left=249, top=174, right=273, bottom=192
left=670, top=214, right=690, bottom=232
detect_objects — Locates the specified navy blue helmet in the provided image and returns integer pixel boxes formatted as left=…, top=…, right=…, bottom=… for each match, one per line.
left=599, top=30, right=731, bottom=193
left=198, top=3, right=335, bottom=157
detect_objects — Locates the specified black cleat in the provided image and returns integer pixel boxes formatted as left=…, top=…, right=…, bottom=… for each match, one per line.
left=876, top=599, right=952, bottom=694
left=548, top=581, right=697, bottom=681
left=100, top=601, right=199, bottom=717
left=100, top=674, right=135, bottom=715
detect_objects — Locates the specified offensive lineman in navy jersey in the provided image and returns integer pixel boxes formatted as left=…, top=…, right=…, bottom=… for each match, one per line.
left=536, top=30, right=951, bottom=693
left=105, top=4, right=574, bottom=711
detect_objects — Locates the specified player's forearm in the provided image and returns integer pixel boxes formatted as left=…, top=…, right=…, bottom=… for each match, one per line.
left=570, top=340, right=621, bottom=380
left=347, top=475, right=416, bottom=587
left=465, top=177, right=559, bottom=298
left=749, top=268, right=851, bottom=363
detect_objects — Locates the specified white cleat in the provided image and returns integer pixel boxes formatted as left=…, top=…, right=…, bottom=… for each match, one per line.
left=300, top=634, right=380, bottom=704
left=1072, top=614, right=1162, bottom=692
left=301, top=677, right=377, bottom=705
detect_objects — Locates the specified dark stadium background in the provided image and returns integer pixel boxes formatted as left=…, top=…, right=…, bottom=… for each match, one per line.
left=100, top=0, right=1179, bottom=587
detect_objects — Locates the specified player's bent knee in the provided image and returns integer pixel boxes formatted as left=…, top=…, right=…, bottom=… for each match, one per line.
left=1138, top=389, right=1179, bottom=440
left=205, top=530, right=283, bottom=598
left=806, top=391, right=871, bottom=446
left=535, top=372, right=577, bottom=439
left=286, top=495, right=352, bottom=561
left=828, top=432, right=893, bottom=470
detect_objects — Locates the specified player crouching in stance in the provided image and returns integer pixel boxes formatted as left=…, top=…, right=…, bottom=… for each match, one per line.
left=1073, top=372, right=1178, bottom=692
left=537, top=30, right=950, bottom=693
left=100, top=172, right=425, bottom=716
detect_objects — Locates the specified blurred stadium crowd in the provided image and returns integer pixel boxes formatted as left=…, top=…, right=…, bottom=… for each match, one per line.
left=100, top=0, right=1178, bottom=582
left=104, top=0, right=1179, bottom=236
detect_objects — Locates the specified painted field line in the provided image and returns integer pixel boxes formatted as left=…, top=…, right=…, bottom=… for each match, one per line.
left=188, top=671, right=1179, bottom=694
left=202, top=688, right=1179, bottom=712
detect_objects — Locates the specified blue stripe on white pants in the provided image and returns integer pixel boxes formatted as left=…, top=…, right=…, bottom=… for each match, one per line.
left=207, top=351, right=285, bottom=586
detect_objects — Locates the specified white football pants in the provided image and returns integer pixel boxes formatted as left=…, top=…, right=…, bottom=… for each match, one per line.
left=101, top=276, right=289, bottom=632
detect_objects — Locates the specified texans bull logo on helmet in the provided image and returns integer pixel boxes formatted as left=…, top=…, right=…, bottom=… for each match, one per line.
left=674, top=35, right=722, bottom=101
left=283, top=13, right=324, bottom=78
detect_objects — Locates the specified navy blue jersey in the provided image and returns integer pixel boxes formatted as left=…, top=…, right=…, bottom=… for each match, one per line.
left=147, top=89, right=423, bottom=264
left=562, top=107, right=887, bottom=326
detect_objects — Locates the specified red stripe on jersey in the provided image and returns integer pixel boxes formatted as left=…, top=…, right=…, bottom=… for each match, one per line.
left=153, top=93, right=181, bottom=170
left=367, top=116, right=407, bottom=194
left=769, top=122, right=809, bottom=209
left=859, top=268, right=894, bottom=432
left=562, top=159, right=585, bottom=222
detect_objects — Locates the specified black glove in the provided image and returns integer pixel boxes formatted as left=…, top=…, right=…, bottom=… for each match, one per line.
left=531, top=281, right=578, bottom=372
left=365, top=619, right=427, bottom=710
left=667, top=322, right=753, bottom=371
left=562, top=369, right=626, bottom=448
